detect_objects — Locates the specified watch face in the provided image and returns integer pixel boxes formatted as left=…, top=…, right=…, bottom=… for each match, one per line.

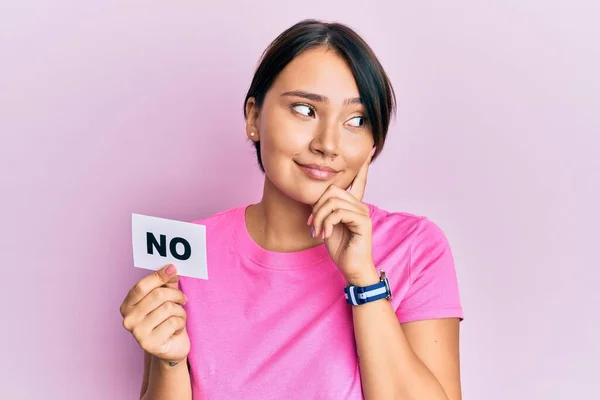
left=383, top=277, right=392, bottom=299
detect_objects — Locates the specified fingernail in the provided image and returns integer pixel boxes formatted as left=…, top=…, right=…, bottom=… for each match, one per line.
left=307, top=213, right=314, bottom=225
left=310, top=226, right=315, bottom=238
left=322, top=230, right=326, bottom=240
left=165, top=265, right=176, bottom=276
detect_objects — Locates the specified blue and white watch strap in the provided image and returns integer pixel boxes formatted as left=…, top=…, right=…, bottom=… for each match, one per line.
left=344, top=270, right=392, bottom=306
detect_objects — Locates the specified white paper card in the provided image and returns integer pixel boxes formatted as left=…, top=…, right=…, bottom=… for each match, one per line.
left=132, top=213, right=208, bottom=279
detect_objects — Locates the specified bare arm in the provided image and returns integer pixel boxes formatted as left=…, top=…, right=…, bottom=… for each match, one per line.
left=401, top=319, right=461, bottom=400
left=140, top=354, right=192, bottom=400
left=119, top=265, right=193, bottom=400
left=351, top=270, right=461, bottom=400
left=140, top=351, right=152, bottom=398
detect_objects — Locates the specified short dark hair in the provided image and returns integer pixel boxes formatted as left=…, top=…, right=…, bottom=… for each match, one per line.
left=243, top=19, right=396, bottom=172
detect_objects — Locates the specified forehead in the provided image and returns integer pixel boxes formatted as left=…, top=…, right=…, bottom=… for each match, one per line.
left=271, top=47, right=360, bottom=102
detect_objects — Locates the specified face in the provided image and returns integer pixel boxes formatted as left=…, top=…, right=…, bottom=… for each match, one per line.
left=246, top=47, right=375, bottom=205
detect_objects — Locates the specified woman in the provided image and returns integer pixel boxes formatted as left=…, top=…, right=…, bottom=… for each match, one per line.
left=120, top=19, right=463, bottom=400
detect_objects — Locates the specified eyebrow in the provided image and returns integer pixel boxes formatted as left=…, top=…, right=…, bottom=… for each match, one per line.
left=281, top=90, right=362, bottom=106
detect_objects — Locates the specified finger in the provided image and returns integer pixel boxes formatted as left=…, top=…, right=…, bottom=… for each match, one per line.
left=150, top=316, right=187, bottom=351
left=322, top=209, right=372, bottom=240
left=308, top=185, right=368, bottom=227
left=123, top=264, right=179, bottom=307
left=163, top=274, right=181, bottom=291
left=134, top=301, right=187, bottom=338
left=348, top=147, right=376, bottom=201
left=312, top=185, right=364, bottom=215
left=310, top=185, right=369, bottom=235
left=312, top=197, right=367, bottom=238
left=122, top=287, right=186, bottom=331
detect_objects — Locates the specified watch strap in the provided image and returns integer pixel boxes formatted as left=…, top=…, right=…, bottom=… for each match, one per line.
left=344, top=271, right=391, bottom=306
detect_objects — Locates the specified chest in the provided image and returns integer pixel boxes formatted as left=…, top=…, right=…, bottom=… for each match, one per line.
left=182, top=268, right=364, bottom=399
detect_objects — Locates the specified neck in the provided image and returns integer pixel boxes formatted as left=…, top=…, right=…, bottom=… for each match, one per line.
left=245, top=177, right=323, bottom=252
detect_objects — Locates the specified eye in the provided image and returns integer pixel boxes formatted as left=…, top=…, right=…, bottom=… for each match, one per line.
left=291, top=103, right=315, bottom=118
left=346, top=115, right=367, bottom=128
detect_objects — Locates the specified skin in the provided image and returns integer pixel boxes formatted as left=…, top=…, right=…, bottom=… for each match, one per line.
left=244, top=47, right=377, bottom=259
left=246, top=46, right=462, bottom=399
left=125, top=46, right=461, bottom=400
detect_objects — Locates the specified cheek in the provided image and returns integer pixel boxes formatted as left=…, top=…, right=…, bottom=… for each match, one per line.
left=341, top=136, right=371, bottom=164
left=342, top=161, right=362, bottom=183
left=260, top=110, right=312, bottom=157
left=342, top=144, right=371, bottom=177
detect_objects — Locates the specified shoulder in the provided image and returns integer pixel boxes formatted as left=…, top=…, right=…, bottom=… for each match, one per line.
left=179, top=205, right=244, bottom=287
left=367, top=202, right=448, bottom=247
left=189, top=205, right=243, bottom=228
left=367, top=204, right=463, bottom=321
left=185, top=205, right=246, bottom=248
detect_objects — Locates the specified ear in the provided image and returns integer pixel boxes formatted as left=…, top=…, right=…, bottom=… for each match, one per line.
left=245, top=97, right=260, bottom=142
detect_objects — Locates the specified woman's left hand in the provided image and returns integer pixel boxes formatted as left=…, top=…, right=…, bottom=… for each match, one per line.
left=308, top=147, right=378, bottom=285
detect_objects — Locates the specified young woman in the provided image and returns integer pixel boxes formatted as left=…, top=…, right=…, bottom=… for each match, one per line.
left=120, top=19, right=463, bottom=400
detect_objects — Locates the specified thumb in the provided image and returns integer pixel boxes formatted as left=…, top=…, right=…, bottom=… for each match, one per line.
left=124, top=264, right=180, bottom=306
left=160, top=264, right=180, bottom=290
left=164, top=274, right=180, bottom=290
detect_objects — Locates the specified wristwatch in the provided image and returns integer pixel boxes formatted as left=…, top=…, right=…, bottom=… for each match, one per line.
left=344, top=269, right=392, bottom=306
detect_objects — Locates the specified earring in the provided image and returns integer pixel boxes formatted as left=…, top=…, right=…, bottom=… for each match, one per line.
left=250, top=132, right=255, bottom=137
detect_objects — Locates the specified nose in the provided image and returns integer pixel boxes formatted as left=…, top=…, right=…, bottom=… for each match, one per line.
left=309, top=121, right=340, bottom=158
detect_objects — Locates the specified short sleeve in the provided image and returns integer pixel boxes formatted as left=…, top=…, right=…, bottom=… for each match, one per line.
left=395, top=218, right=464, bottom=323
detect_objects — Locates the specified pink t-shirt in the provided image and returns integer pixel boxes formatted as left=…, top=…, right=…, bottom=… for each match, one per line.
left=179, top=203, right=463, bottom=399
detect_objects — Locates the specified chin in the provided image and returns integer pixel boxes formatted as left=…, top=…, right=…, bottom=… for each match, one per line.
left=265, top=163, right=347, bottom=204
left=284, top=179, right=341, bottom=205
left=292, top=187, right=326, bottom=204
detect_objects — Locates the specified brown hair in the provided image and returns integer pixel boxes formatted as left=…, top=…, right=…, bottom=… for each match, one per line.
left=244, top=19, right=396, bottom=172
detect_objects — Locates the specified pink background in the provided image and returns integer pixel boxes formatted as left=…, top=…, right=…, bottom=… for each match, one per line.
left=1, top=1, right=598, bottom=399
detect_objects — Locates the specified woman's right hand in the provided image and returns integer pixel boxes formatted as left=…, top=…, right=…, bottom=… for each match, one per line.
left=120, top=264, right=190, bottom=365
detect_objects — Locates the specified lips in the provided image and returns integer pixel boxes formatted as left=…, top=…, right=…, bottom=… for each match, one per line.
left=295, top=162, right=340, bottom=180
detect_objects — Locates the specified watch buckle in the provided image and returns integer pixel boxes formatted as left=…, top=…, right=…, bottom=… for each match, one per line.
left=379, top=269, right=393, bottom=300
